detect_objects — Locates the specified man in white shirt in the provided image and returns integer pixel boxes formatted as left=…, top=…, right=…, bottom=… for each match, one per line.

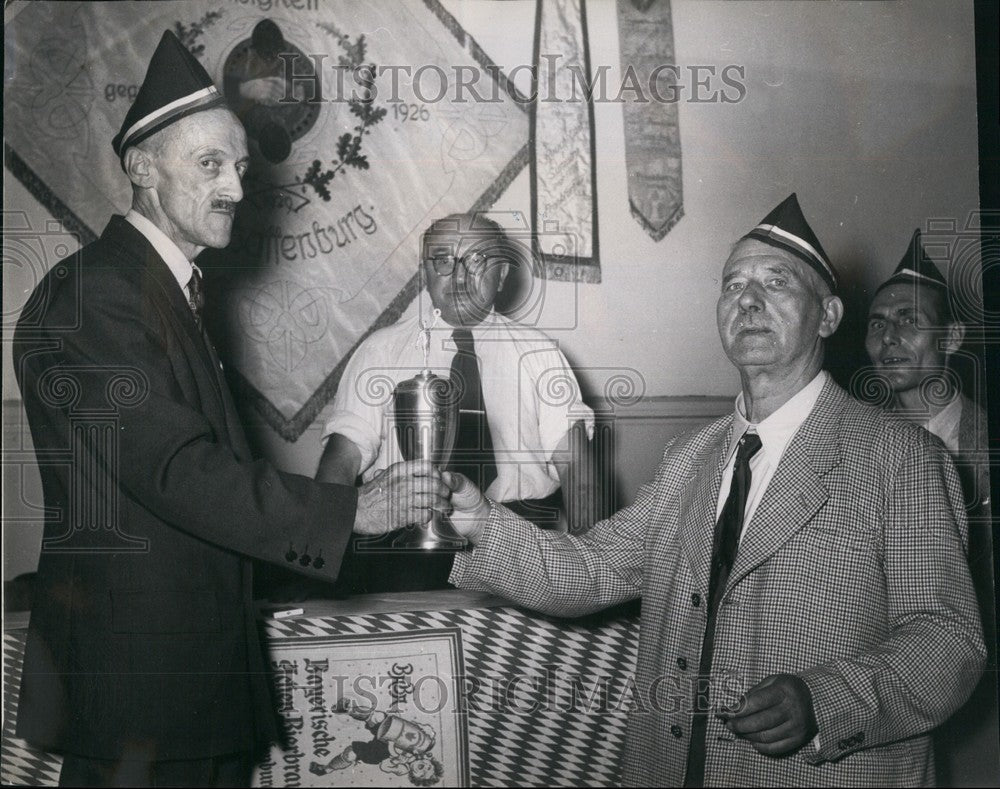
left=316, top=213, right=595, bottom=592
left=413, top=195, right=984, bottom=786
left=866, top=229, right=996, bottom=787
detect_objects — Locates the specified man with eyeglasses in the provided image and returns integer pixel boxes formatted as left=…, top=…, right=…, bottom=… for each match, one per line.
left=313, top=213, right=595, bottom=593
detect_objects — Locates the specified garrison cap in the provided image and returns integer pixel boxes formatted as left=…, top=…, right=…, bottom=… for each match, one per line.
left=874, top=229, right=947, bottom=294
left=743, top=193, right=838, bottom=292
left=112, top=30, right=227, bottom=159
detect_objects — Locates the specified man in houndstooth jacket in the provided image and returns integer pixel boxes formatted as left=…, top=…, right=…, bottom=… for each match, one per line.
left=434, top=195, right=986, bottom=787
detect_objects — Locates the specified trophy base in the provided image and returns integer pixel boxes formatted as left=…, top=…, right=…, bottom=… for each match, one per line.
left=391, top=516, right=466, bottom=551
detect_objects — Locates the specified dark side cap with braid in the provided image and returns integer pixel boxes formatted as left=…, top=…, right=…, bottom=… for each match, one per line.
left=112, top=30, right=227, bottom=159
left=874, top=229, right=947, bottom=295
left=743, top=193, right=839, bottom=292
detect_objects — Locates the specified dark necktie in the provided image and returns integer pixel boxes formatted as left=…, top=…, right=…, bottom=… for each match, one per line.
left=188, top=266, right=205, bottom=331
left=685, top=431, right=763, bottom=788
left=447, top=328, right=498, bottom=492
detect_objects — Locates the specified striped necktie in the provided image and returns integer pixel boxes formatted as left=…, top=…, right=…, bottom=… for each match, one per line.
left=188, top=266, right=204, bottom=331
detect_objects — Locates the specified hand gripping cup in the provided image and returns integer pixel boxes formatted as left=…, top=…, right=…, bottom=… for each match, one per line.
left=392, top=369, right=464, bottom=549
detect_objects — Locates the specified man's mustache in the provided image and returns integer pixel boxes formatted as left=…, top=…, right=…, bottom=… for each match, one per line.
left=211, top=199, right=236, bottom=213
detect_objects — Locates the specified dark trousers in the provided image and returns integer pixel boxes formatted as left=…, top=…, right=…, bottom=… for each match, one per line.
left=59, top=752, right=253, bottom=788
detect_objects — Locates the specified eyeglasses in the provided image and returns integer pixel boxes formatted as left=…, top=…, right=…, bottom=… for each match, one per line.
left=424, top=250, right=489, bottom=277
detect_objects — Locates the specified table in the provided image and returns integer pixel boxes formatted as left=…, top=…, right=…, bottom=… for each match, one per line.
left=2, top=591, right=641, bottom=787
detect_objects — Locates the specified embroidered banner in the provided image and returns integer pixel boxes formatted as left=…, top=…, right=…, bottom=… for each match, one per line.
left=3, top=0, right=529, bottom=440
left=616, top=0, right=683, bottom=241
left=531, top=0, right=601, bottom=283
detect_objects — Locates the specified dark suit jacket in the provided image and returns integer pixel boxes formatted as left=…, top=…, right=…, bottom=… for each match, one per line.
left=12, top=216, right=357, bottom=761
left=934, top=393, right=998, bottom=786
left=955, top=393, right=993, bottom=603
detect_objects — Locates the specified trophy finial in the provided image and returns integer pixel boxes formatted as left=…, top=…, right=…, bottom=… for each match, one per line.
left=417, top=308, right=442, bottom=369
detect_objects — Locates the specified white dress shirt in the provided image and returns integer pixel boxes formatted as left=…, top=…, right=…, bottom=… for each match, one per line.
left=923, top=393, right=963, bottom=456
left=323, top=300, right=594, bottom=502
left=716, top=371, right=828, bottom=543
left=125, top=209, right=200, bottom=300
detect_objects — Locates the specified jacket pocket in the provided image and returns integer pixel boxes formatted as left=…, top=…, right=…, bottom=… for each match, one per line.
left=111, top=589, right=222, bottom=633
left=791, top=524, right=875, bottom=554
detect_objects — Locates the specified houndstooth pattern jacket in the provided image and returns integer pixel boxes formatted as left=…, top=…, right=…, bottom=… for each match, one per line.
left=451, top=378, right=985, bottom=787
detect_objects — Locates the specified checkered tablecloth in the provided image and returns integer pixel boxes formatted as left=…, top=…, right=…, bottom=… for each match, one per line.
left=2, top=629, right=63, bottom=787
left=2, top=601, right=640, bottom=787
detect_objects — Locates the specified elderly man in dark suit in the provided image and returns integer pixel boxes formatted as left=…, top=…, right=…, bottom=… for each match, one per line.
left=429, top=195, right=985, bottom=786
left=12, top=31, right=448, bottom=787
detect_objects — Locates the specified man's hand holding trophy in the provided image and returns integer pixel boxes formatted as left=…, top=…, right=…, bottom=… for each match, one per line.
left=352, top=366, right=493, bottom=547
left=351, top=459, right=452, bottom=537
left=440, top=471, right=492, bottom=546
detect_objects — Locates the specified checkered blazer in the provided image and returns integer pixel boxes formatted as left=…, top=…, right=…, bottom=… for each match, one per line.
left=452, top=378, right=985, bottom=787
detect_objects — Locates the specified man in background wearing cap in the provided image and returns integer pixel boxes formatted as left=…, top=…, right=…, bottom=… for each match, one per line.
left=866, top=230, right=996, bottom=787
left=11, top=31, right=447, bottom=787
left=423, top=194, right=984, bottom=785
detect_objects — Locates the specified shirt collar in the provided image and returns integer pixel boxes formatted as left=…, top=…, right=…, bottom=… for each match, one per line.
left=924, top=392, right=963, bottom=453
left=727, top=370, right=828, bottom=463
left=125, top=209, right=197, bottom=293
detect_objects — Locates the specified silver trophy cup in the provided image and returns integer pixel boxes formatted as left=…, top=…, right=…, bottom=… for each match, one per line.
left=392, top=369, right=464, bottom=549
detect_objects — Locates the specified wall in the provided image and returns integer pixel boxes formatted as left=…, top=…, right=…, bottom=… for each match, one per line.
left=2, top=0, right=982, bottom=577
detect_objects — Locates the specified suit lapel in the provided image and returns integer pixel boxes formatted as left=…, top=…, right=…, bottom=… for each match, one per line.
left=677, top=419, right=733, bottom=592
left=203, top=340, right=253, bottom=460
left=141, top=258, right=219, bottom=383
left=104, top=218, right=219, bottom=378
left=104, top=217, right=228, bottom=418
left=726, top=379, right=845, bottom=592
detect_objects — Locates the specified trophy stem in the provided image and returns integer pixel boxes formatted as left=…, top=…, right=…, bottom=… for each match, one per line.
left=403, top=511, right=466, bottom=551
